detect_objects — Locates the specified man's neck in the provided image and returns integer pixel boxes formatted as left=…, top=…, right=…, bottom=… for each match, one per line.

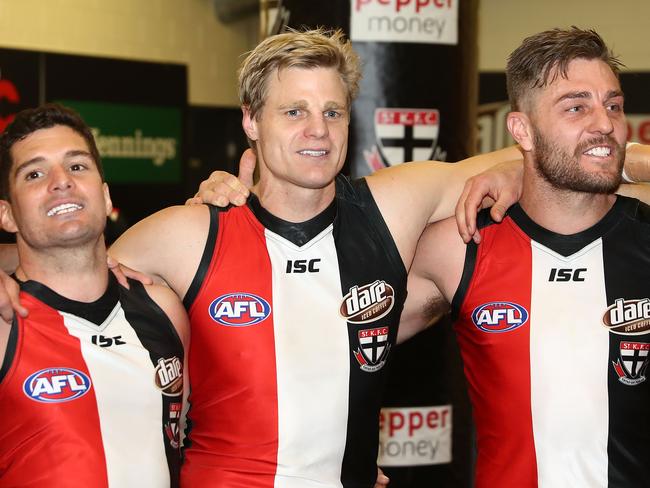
left=519, top=167, right=616, bottom=235
left=16, top=242, right=110, bottom=302
left=253, top=179, right=337, bottom=223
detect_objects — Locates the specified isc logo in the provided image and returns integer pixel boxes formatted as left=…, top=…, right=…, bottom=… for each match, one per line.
left=472, top=301, right=529, bottom=333
left=209, top=293, right=271, bottom=326
left=548, top=268, right=586, bottom=282
left=286, top=258, right=321, bottom=273
left=23, top=367, right=92, bottom=403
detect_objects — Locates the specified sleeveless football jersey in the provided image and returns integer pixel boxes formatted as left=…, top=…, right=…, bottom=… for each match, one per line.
left=452, top=198, right=650, bottom=488
left=0, top=276, right=184, bottom=487
left=182, top=176, right=407, bottom=487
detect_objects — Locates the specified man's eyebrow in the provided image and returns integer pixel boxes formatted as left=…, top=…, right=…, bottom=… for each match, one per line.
left=277, top=100, right=309, bottom=110
left=556, top=89, right=624, bottom=104
left=556, top=91, right=591, bottom=103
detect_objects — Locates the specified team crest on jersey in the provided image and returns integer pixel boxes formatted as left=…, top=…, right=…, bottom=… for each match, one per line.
left=209, top=292, right=271, bottom=327
left=353, top=326, right=391, bottom=372
left=340, top=280, right=395, bottom=324
left=471, top=301, right=529, bottom=333
left=154, top=357, right=183, bottom=396
left=23, top=367, right=92, bottom=403
left=164, top=402, right=182, bottom=448
left=602, top=298, right=650, bottom=335
left=612, top=341, right=649, bottom=386
left=373, top=108, right=441, bottom=167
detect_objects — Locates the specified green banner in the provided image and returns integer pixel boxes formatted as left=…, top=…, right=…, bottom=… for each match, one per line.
left=59, top=100, right=182, bottom=183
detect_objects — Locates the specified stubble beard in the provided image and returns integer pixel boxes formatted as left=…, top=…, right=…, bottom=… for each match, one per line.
left=532, top=128, right=625, bottom=194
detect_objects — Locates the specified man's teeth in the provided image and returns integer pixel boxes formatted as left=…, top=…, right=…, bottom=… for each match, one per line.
left=585, top=146, right=611, bottom=157
left=300, top=150, right=327, bottom=156
left=47, top=203, right=82, bottom=216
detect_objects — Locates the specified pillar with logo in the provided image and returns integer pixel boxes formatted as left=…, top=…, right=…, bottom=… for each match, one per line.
left=278, top=0, right=477, bottom=486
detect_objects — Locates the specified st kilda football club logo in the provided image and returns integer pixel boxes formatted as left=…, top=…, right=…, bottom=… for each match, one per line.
left=363, top=108, right=446, bottom=172
left=612, top=341, right=649, bottom=386
left=340, top=280, right=395, bottom=372
left=353, top=326, right=391, bottom=372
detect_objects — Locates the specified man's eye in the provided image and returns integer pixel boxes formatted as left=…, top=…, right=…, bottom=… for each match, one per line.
left=286, top=109, right=301, bottom=117
left=324, top=110, right=341, bottom=119
left=26, top=170, right=43, bottom=180
left=70, top=163, right=87, bottom=171
left=567, top=105, right=583, bottom=113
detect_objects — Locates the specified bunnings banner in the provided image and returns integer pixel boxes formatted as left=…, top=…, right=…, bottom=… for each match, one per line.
left=60, top=100, right=182, bottom=183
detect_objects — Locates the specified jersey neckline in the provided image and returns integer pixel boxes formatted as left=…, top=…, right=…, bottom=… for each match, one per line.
left=18, top=273, right=120, bottom=326
left=247, top=191, right=337, bottom=247
left=506, top=197, right=626, bottom=257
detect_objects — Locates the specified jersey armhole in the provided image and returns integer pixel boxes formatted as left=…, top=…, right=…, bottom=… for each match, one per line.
left=183, top=205, right=220, bottom=310
left=450, top=208, right=492, bottom=321
left=0, top=318, right=18, bottom=384
left=351, top=177, right=407, bottom=281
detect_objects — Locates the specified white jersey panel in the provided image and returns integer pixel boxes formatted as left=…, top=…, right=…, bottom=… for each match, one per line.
left=265, top=225, right=349, bottom=488
left=62, top=306, right=169, bottom=488
left=529, top=239, right=609, bottom=488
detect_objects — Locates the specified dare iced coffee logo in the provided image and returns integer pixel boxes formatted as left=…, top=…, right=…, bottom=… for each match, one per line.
left=603, top=298, right=650, bottom=335
left=340, top=280, right=395, bottom=324
left=351, top=0, right=458, bottom=45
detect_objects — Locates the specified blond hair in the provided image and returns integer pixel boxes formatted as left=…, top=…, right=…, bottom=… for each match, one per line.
left=238, top=28, right=362, bottom=120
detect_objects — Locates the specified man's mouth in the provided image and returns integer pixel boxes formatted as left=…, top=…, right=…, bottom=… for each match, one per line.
left=583, top=146, right=612, bottom=157
left=47, top=203, right=83, bottom=217
left=298, top=150, right=329, bottom=157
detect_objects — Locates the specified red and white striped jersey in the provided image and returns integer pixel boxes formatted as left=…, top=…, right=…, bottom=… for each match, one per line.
left=0, top=277, right=184, bottom=487
left=453, top=198, right=650, bottom=488
left=182, top=176, right=407, bottom=487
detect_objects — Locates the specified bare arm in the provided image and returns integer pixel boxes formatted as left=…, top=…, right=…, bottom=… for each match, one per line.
left=366, top=145, right=523, bottom=269
left=397, top=217, right=467, bottom=343
left=144, top=283, right=190, bottom=349
left=623, top=143, right=650, bottom=182
left=109, top=205, right=211, bottom=299
left=0, top=317, right=11, bottom=366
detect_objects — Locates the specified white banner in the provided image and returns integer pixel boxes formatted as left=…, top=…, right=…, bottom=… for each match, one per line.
left=378, top=405, right=452, bottom=466
left=351, top=0, right=458, bottom=45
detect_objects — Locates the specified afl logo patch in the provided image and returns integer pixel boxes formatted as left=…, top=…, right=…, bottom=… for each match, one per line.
left=209, top=292, right=271, bottom=326
left=23, top=367, right=92, bottom=403
left=472, top=301, right=529, bottom=333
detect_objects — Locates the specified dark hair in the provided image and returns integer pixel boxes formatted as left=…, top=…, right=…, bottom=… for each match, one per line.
left=506, top=26, right=624, bottom=111
left=0, top=103, right=103, bottom=199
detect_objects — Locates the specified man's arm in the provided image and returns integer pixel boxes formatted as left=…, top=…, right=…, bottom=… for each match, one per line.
left=366, top=146, right=523, bottom=269
left=622, top=143, right=650, bottom=182
left=144, top=283, right=191, bottom=349
left=109, top=204, right=211, bottom=299
left=397, top=217, right=468, bottom=342
left=456, top=143, right=650, bottom=243
left=0, top=317, right=11, bottom=367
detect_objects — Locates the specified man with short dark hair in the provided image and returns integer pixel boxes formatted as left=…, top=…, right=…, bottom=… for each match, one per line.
left=0, top=104, right=189, bottom=487
left=402, top=27, right=650, bottom=487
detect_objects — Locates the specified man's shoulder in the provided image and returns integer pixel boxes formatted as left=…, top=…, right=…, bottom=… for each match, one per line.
left=616, top=195, right=650, bottom=225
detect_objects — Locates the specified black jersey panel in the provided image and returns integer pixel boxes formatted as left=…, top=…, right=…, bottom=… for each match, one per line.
left=601, top=197, right=650, bottom=487
left=334, top=176, right=408, bottom=487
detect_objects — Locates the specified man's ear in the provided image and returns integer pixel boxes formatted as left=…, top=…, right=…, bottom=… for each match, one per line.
left=102, top=183, right=113, bottom=217
left=507, top=111, right=534, bottom=152
left=242, top=106, right=259, bottom=142
left=0, top=200, right=17, bottom=234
